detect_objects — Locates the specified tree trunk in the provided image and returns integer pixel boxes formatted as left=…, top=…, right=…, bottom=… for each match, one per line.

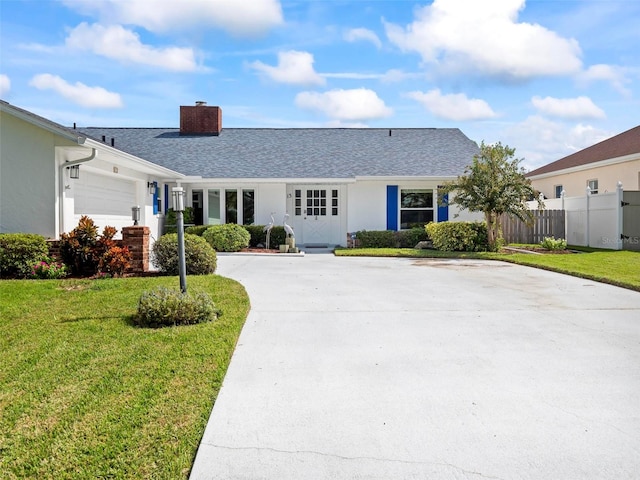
left=485, top=211, right=501, bottom=251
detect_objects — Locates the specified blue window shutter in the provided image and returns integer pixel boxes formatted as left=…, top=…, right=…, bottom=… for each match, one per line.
left=164, top=184, right=169, bottom=214
left=438, top=193, right=448, bottom=222
left=386, top=185, right=398, bottom=231
left=153, top=182, right=159, bottom=215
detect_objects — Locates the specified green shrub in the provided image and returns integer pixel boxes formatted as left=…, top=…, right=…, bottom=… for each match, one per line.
left=396, top=227, right=430, bottom=248
left=355, top=230, right=397, bottom=248
left=540, top=236, right=567, bottom=251
left=185, top=225, right=209, bottom=236
left=244, top=225, right=286, bottom=248
left=202, top=224, right=251, bottom=252
left=152, top=233, right=217, bottom=275
left=134, top=287, right=219, bottom=327
left=164, top=207, right=195, bottom=234
left=0, top=233, right=49, bottom=278
left=426, top=221, right=489, bottom=252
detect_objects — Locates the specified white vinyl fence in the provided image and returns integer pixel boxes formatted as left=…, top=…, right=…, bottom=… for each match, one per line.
left=527, top=182, right=627, bottom=250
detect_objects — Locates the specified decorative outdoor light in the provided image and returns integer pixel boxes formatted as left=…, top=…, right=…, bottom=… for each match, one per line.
left=172, top=186, right=185, bottom=212
left=172, top=187, right=187, bottom=293
left=131, top=205, right=141, bottom=225
left=147, top=181, right=156, bottom=195
left=68, top=165, right=80, bottom=179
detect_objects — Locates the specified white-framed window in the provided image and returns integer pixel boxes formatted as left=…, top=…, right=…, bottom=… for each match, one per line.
left=400, top=189, right=434, bottom=229
left=588, top=179, right=598, bottom=194
left=554, top=185, right=563, bottom=198
left=203, top=187, right=255, bottom=225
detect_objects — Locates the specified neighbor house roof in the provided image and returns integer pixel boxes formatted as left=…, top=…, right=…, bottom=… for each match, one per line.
left=527, top=125, right=640, bottom=177
left=78, top=127, right=479, bottom=179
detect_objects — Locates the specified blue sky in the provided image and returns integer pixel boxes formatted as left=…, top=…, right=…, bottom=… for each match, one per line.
left=1, top=0, right=638, bottom=170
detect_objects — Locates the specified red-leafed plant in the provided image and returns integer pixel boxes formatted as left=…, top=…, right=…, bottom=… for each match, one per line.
left=59, top=216, right=132, bottom=277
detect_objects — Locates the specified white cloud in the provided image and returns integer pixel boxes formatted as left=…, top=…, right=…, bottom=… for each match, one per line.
left=505, top=116, right=611, bottom=170
left=344, top=28, right=382, bottom=49
left=29, top=74, right=123, bottom=108
left=62, top=0, right=283, bottom=36
left=406, top=89, right=497, bottom=121
left=0, top=74, right=10, bottom=96
left=249, top=50, right=325, bottom=86
left=385, top=0, right=582, bottom=80
left=531, top=96, right=605, bottom=119
left=65, top=23, right=199, bottom=71
left=295, top=88, right=393, bottom=121
left=578, top=64, right=631, bottom=96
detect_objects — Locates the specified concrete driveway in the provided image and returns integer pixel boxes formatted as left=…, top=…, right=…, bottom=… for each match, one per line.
left=190, top=254, right=640, bottom=480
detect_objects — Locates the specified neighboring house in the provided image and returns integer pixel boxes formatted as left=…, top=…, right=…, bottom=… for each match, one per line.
left=2, top=101, right=480, bottom=247
left=527, top=125, right=640, bottom=198
left=1, top=100, right=182, bottom=239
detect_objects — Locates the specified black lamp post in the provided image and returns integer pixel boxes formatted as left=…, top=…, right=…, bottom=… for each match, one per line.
left=172, top=187, right=187, bottom=293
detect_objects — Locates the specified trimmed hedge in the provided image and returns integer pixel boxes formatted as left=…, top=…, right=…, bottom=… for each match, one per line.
left=425, top=221, right=489, bottom=252
left=203, top=224, right=251, bottom=252
left=0, top=233, right=49, bottom=278
left=354, top=228, right=429, bottom=249
left=152, top=233, right=217, bottom=275
left=164, top=207, right=195, bottom=234
left=185, top=225, right=209, bottom=236
left=244, top=225, right=286, bottom=248
left=396, top=227, right=430, bottom=248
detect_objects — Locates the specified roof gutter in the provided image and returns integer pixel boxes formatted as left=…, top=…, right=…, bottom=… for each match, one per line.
left=64, top=147, right=98, bottom=168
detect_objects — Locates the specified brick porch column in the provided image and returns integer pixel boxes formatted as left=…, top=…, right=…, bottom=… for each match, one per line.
left=122, top=226, right=150, bottom=273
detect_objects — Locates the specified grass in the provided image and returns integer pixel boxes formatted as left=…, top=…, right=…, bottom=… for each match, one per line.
left=335, top=247, right=640, bottom=291
left=0, top=275, right=250, bottom=479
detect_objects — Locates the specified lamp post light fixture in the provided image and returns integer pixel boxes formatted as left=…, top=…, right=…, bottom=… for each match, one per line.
left=68, top=165, right=80, bottom=179
left=131, top=205, right=141, bottom=225
left=171, top=187, right=187, bottom=293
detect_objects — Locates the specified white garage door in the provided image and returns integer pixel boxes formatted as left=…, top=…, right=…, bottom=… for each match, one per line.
left=75, top=172, right=136, bottom=216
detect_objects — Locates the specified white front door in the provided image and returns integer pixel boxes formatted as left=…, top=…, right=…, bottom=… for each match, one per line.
left=289, top=185, right=345, bottom=246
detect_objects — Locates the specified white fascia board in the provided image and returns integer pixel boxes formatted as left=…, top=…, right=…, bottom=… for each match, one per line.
left=83, top=138, right=184, bottom=178
left=527, top=152, right=640, bottom=180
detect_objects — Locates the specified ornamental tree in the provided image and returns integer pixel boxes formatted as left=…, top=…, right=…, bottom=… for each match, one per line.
left=440, top=141, right=543, bottom=251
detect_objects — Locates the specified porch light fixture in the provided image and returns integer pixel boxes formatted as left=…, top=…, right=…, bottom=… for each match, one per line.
left=131, top=205, right=141, bottom=226
left=68, top=165, right=80, bottom=179
left=171, top=186, right=185, bottom=212
left=147, top=181, right=157, bottom=195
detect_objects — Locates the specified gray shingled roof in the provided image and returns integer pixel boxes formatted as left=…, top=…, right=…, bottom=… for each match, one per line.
left=78, top=127, right=479, bottom=179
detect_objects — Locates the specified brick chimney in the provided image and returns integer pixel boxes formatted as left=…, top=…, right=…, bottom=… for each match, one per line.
left=180, top=101, right=222, bottom=136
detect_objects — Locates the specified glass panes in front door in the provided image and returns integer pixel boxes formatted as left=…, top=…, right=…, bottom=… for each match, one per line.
left=294, top=188, right=338, bottom=217
left=295, top=189, right=339, bottom=217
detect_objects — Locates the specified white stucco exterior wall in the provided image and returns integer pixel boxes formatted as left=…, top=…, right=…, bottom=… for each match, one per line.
left=0, top=112, right=73, bottom=237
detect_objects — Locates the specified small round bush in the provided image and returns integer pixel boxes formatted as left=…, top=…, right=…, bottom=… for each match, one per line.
left=540, top=236, right=567, bottom=251
left=152, top=233, right=217, bottom=275
left=134, top=287, right=219, bottom=327
left=426, top=221, right=489, bottom=251
left=0, top=233, right=50, bottom=278
left=203, top=224, right=250, bottom=252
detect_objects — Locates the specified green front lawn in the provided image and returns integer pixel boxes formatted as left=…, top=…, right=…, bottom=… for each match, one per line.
left=335, top=247, right=640, bottom=291
left=0, top=275, right=250, bottom=479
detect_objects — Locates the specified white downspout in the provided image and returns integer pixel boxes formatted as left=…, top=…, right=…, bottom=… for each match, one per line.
left=58, top=148, right=98, bottom=237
